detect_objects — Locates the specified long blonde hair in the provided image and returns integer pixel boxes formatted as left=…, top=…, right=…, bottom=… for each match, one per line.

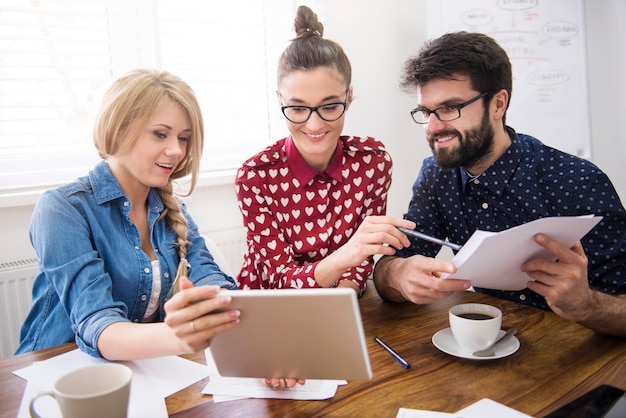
left=93, top=69, right=204, bottom=296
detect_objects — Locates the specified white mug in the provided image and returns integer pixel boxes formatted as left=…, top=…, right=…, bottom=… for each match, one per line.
left=449, top=303, right=502, bottom=353
left=29, top=363, right=132, bottom=418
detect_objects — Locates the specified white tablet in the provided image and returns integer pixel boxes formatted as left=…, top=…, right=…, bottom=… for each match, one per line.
left=208, top=287, right=372, bottom=381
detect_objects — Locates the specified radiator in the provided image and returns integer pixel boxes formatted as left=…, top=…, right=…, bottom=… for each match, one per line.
left=0, top=258, right=38, bottom=359
left=203, top=227, right=246, bottom=276
left=0, top=228, right=246, bottom=359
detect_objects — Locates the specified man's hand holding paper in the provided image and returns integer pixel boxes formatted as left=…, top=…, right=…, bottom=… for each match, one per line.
left=440, top=215, right=602, bottom=291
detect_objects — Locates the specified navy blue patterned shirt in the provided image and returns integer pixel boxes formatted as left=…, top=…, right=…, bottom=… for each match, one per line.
left=396, top=128, right=626, bottom=310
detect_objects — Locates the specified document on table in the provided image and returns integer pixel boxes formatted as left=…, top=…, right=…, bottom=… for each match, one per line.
left=202, top=348, right=346, bottom=402
left=13, top=348, right=210, bottom=418
left=441, top=215, right=602, bottom=291
left=397, top=398, right=532, bottom=417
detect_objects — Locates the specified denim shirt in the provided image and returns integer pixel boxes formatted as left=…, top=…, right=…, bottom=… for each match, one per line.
left=16, top=161, right=237, bottom=357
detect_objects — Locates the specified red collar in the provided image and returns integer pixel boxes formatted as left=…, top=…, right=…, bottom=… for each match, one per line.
left=286, top=136, right=344, bottom=185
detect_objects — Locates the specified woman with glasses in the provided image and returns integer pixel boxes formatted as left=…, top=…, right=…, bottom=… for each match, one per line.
left=235, top=7, right=413, bottom=299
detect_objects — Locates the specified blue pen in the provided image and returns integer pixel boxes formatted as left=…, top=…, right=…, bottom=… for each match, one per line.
left=375, top=336, right=410, bottom=369
left=398, top=227, right=463, bottom=252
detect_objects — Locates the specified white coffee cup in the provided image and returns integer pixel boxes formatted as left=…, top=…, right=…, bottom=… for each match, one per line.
left=449, top=303, right=502, bottom=354
left=29, top=363, right=132, bottom=418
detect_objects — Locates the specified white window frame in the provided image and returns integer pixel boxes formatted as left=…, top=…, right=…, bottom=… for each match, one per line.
left=0, top=0, right=309, bottom=207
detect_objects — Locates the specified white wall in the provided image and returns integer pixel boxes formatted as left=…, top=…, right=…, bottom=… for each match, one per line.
left=314, top=0, right=431, bottom=220
left=1, top=0, right=624, bottom=270
left=584, top=0, right=626, bottom=200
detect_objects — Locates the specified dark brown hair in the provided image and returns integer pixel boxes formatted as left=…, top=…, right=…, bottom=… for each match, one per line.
left=400, top=31, right=513, bottom=122
left=277, top=5, right=351, bottom=88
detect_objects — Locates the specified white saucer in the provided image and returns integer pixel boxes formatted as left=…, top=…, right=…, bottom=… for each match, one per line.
left=432, top=328, right=520, bottom=360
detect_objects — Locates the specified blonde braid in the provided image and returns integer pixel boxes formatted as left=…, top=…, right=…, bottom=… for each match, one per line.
left=159, top=184, right=191, bottom=299
left=93, top=69, right=205, bottom=298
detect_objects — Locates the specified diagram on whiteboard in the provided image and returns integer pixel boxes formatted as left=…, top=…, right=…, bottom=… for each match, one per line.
left=428, top=0, right=591, bottom=158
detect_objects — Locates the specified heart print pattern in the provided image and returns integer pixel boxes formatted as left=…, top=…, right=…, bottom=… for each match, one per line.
left=235, top=135, right=393, bottom=292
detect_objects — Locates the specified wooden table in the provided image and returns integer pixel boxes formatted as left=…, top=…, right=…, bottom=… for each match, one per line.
left=2, top=282, right=625, bottom=418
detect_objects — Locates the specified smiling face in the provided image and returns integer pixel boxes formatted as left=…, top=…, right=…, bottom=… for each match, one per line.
left=108, top=98, right=191, bottom=197
left=278, top=66, right=352, bottom=171
left=417, top=77, right=497, bottom=173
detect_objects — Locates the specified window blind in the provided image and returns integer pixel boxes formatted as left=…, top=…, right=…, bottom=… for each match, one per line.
left=0, top=0, right=294, bottom=192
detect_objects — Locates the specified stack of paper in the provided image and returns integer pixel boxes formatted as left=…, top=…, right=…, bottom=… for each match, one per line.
left=202, top=348, right=347, bottom=403
left=397, top=398, right=532, bottom=417
left=13, top=349, right=210, bottom=418
left=442, top=215, right=601, bottom=290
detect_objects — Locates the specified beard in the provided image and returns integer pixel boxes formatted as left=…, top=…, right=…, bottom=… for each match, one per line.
left=428, top=109, right=495, bottom=170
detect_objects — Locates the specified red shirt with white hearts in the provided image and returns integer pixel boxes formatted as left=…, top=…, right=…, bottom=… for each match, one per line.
left=235, top=135, right=392, bottom=292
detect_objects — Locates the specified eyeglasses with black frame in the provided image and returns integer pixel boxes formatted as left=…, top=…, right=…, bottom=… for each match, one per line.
left=410, top=92, right=488, bottom=124
left=280, top=90, right=349, bottom=124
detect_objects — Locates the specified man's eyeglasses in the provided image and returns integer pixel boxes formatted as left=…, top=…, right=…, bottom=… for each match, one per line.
left=410, top=92, right=488, bottom=124
left=280, top=90, right=349, bottom=124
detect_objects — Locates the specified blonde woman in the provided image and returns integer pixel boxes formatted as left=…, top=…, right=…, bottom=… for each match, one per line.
left=16, top=69, right=239, bottom=360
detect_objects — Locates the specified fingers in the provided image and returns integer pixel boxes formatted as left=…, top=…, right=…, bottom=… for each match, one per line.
left=530, top=234, right=586, bottom=265
left=396, top=255, right=469, bottom=304
left=164, top=282, right=241, bottom=352
left=407, top=254, right=458, bottom=277
left=164, top=283, right=221, bottom=312
left=188, top=301, right=241, bottom=334
left=365, top=215, right=416, bottom=229
left=165, top=290, right=237, bottom=329
left=403, top=278, right=467, bottom=304
left=353, top=216, right=416, bottom=250
left=522, top=234, right=592, bottom=318
left=288, top=378, right=306, bottom=388
left=185, top=316, right=240, bottom=352
left=263, top=378, right=306, bottom=389
left=521, top=235, right=588, bottom=279
left=178, top=275, right=194, bottom=291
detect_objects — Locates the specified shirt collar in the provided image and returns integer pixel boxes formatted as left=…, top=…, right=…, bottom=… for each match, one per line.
left=462, top=127, right=521, bottom=195
left=286, top=136, right=344, bottom=185
left=89, top=161, right=163, bottom=212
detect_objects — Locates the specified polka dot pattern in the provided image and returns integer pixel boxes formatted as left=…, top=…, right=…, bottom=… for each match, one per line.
left=397, top=131, right=626, bottom=310
left=235, top=135, right=392, bottom=292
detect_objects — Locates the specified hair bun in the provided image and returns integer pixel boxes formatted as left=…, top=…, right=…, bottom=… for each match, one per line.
left=294, top=5, right=324, bottom=38
left=296, top=27, right=322, bottom=37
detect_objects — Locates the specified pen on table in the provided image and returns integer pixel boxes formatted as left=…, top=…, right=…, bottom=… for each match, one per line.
left=374, top=336, right=410, bottom=369
left=397, top=227, right=463, bottom=252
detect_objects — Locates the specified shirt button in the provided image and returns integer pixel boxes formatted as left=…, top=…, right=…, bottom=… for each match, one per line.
left=164, top=272, right=170, bottom=279
left=519, top=294, right=526, bottom=301
left=124, top=201, right=129, bottom=207
left=141, top=295, right=147, bottom=301
left=134, top=246, right=140, bottom=250
left=144, top=267, right=150, bottom=274
left=473, top=179, right=480, bottom=184
left=481, top=203, right=489, bottom=209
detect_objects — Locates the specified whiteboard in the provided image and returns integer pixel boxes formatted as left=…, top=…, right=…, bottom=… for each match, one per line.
left=428, top=0, right=591, bottom=158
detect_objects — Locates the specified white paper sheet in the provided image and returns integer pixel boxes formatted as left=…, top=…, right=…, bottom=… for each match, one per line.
left=396, top=408, right=454, bottom=417
left=442, top=215, right=601, bottom=290
left=397, top=398, right=532, bottom=418
left=202, top=348, right=345, bottom=401
left=13, top=349, right=210, bottom=418
left=455, top=398, right=532, bottom=417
